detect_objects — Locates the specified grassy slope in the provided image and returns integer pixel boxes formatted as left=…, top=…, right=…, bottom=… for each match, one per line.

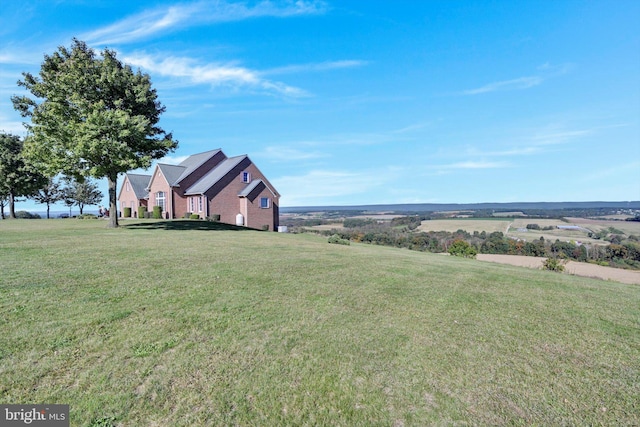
left=1, top=220, right=638, bottom=426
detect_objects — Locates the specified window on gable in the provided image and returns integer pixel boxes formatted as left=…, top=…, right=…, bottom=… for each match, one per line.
left=260, top=197, right=270, bottom=209
left=126, top=182, right=130, bottom=192
left=242, top=171, right=251, bottom=183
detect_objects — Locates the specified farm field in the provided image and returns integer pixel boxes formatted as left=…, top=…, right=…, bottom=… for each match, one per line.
left=418, top=218, right=512, bottom=234
left=1, top=219, right=639, bottom=426
left=418, top=217, right=640, bottom=245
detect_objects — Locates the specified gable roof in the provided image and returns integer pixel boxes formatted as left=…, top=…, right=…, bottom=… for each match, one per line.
left=156, top=164, right=186, bottom=187
left=175, top=149, right=222, bottom=184
left=126, top=173, right=152, bottom=199
left=238, top=179, right=278, bottom=200
left=184, top=155, right=248, bottom=195
left=154, top=149, right=224, bottom=188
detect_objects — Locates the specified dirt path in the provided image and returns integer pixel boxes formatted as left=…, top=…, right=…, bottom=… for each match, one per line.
left=476, top=254, right=640, bottom=285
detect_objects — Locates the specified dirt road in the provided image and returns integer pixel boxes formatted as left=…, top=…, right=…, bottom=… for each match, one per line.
left=476, top=254, right=640, bottom=285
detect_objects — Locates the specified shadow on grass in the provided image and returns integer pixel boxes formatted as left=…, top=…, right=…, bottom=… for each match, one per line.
left=123, top=220, right=254, bottom=231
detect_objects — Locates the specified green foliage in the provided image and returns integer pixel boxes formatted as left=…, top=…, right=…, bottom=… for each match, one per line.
left=328, top=234, right=350, bottom=245
left=32, top=177, right=63, bottom=218
left=526, top=223, right=540, bottom=230
left=343, top=218, right=375, bottom=228
left=61, top=177, right=103, bottom=215
left=448, top=239, right=477, bottom=258
left=77, top=214, right=98, bottom=219
left=152, top=206, right=163, bottom=219
left=123, top=207, right=132, bottom=218
left=0, top=133, right=47, bottom=218
left=14, top=210, right=41, bottom=219
left=542, top=258, right=566, bottom=272
left=12, top=39, right=177, bottom=227
left=137, top=206, right=146, bottom=219
left=190, top=214, right=200, bottom=220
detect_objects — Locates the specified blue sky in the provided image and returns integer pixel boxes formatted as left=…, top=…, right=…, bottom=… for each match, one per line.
left=1, top=0, right=639, bottom=212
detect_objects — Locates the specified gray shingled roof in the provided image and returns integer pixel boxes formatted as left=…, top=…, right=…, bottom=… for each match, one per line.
left=184, top=155, right=247, bottom=195
left=238, top=179, right=263, bottom=197
left=175, top=149, right=222, bottom=184
left=127, top=173, right=151, bottom=199
left=157, top=164, right=186, bottom=187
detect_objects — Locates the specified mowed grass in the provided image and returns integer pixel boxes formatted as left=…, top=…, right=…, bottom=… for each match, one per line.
left=1, top=220, right=639, bottom=426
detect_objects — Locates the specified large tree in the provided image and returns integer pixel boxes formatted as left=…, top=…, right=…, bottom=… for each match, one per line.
left=12, top=39, right=177, bottom=227
left=0, top=132, right=47, bottom=218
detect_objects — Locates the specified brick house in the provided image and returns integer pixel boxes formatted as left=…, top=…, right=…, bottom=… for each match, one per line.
left=118, top=149, right=280, bottom=230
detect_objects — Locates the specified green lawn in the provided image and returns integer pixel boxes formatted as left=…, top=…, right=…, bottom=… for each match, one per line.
left=1, top=219, right=638, bottom=426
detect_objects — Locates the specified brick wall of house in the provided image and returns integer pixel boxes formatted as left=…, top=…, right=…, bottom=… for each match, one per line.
left=172, top=151, right=227, bottom=218
left=205, top=158, right=280, bottom=230
left=147, top=169, right=171, bottom=219
left=118, top=176, right=148, bottom=217
left=243, top=186, right=279, bottom=230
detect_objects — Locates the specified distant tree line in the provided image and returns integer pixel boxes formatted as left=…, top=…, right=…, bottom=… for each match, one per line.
left=293, top=218, right=640, bottom=270
left=0, top=132, right=103, bottom=219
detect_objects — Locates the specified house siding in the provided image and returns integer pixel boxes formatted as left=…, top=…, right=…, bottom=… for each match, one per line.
left=118, top=176, right=148, bottom=217
left=147, top=168, right=172, bottom=219
left=118, top=149, right=280, bottom=230
left=205, top=159, right=280, bottom=229
left=172, top=151, right=227, bottom=218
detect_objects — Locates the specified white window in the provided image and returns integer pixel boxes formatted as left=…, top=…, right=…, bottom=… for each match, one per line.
left=189, top=197, right=195, bottom=212
left=260, top=197, right=270, bottom=209
left=155, top=191, right=165, bottom=210
left=198, top=196, right=203, bottom=212
left=126, top=182, right=130, bottom=192
left=131, top=201, right=135, bottom=209
left=242, top=171, right=251, bottom=183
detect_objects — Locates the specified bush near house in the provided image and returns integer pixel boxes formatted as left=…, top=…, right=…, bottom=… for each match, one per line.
left=124, top=207, right=131, bottom=218
left=138, top=206, right=147, bottom=219
left=152, top=206, right=162, bottom=219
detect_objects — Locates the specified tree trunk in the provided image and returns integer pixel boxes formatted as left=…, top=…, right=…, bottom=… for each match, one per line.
left=9, top=192, right=16, bottom=219
left=46, top=202, right=50, bottom=219
left=0, top=200, right=5, bottom=219
left=79, top=203, right=84, bottom=215
left=107, top=175, right=118, bottom=228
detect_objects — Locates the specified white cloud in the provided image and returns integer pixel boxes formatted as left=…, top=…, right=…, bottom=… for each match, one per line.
left=443, top=161, right=511, bottom=169
left=530, top=129, right=592, bottom=145
left=84, top=0, right=327, bottom=45
left=122, top=53, right=308, bottom=97
left=159, top=155, right=190, bottom=165
left=259, top=146, right=329, bottom=161
left=462, top=76, right=543, bottom=95
left=263, top=60, right=368, bottom=75
left=273, top=169, right=391, bottom=206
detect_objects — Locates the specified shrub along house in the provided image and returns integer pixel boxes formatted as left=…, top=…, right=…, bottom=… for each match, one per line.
left=118, top=149, right=280, bottom=231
